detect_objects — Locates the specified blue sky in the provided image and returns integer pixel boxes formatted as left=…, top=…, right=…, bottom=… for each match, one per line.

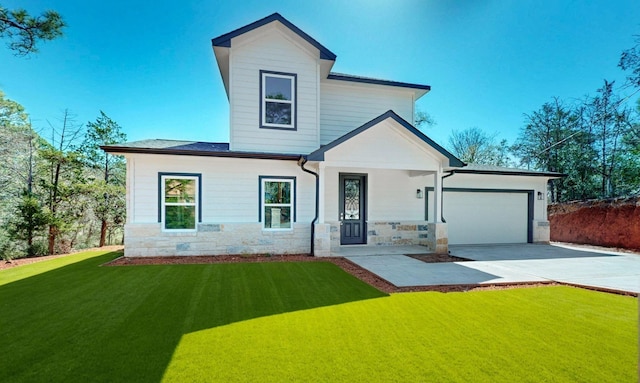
left=1, top=0, right=639, bottom=148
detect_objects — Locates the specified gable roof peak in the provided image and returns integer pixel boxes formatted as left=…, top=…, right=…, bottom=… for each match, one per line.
left=307, top=110, right=465, bottom=168
left=211, top=13, right=336, bottom=61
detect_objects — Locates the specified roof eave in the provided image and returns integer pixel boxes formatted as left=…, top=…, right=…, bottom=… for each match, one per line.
left=326, top=73, right=431, bottom=99
left=100, top=145, right=302, bottom=161
left=451, top=168, right=567, bottom=178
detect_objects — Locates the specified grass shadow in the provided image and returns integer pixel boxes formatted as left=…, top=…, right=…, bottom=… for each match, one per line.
left=0, top=252, right=386, bottom=382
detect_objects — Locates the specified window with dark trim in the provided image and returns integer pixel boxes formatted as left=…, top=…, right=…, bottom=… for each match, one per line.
left=260, top=70, right=296, bottom=130
left=259, top=176, right=296, bottom=230
left=158, top=173, right=201, bottom=231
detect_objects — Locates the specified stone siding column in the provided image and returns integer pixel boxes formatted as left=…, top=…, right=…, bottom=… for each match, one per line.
left=314, top=223, right=332, bottom=256
left=428, top=222, right=448, bottom=254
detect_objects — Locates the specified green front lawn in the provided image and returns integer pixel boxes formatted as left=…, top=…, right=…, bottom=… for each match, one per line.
left=0, top=251, right=636, bottom=382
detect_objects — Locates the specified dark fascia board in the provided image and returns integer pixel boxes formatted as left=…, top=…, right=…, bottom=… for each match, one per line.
left=101, top=145, right=302, bottom=161
left=211, top=12, right=337, bottom=61
left=307, top=110, right=465, bottom=167
left=451, top=168, right=566, bottom=178
left=327, top=73, right=431, bottom=91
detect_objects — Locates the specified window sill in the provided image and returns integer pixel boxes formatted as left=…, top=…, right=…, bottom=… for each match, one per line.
left=260, top=123, right=296, bottom=131
left=161, top=229, right=198, bottom=236
left=262, top=228, right=294, bottom=233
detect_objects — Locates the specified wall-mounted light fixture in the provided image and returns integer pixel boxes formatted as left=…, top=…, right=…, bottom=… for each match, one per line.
left=416, top=189, right=423, bottom=199
left=537, top=191, right=544, bottom=200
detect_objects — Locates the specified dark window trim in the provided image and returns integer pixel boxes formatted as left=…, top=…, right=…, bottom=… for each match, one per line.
left=258, top=176, right=297, bottom=227
left=259, top=70, right=297, bottom=131
left=157, top=172, right=203, bottom=228
left=425, top=187, right=534, bottom=243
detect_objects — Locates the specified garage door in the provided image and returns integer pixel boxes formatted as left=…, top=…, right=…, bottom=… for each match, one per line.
left=444, top=190, right=530, bottom=245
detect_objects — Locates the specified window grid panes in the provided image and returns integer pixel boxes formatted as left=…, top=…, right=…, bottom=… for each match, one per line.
left=163, top=177, right=197, bottom=230
left=262, top=179, right=293, bottom=229
left=262, top=72, right=295, bottom=128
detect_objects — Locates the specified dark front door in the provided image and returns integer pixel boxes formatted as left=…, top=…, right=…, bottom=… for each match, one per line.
left=339, top=174, right=366, bottom=245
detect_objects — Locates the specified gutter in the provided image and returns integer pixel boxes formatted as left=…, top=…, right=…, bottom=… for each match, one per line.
left=298, top=156, right=319, bottom=256
left=440, top=171, right=455, bottom=223
left=100, top=145, right=302, bottom=161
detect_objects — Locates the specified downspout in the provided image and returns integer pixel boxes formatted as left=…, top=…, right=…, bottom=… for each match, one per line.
left=440, top=171, right=455, bottom=223
left=298, top=156, right=319, bottom=256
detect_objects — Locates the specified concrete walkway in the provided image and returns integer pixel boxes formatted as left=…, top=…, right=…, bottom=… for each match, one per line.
left=345, top=244, right=640, bottom=294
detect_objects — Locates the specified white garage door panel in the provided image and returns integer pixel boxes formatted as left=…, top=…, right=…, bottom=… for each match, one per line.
left=445, top=192, right=528, bottom=245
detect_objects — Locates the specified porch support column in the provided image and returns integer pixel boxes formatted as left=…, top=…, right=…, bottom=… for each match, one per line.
left=318, top=163, right=326, bottom=223
left=428, top=169, right=448, bottom=254
left=314, top=162, right=331, bottom=256
left=433, top=170, right=442, bottom=223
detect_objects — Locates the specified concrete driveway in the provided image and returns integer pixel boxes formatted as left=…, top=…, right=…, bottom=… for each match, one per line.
left=346, top=243, right=640, bottom=294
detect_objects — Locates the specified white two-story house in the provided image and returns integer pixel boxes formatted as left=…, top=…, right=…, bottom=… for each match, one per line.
left=103, top=13, right=560, bottom=257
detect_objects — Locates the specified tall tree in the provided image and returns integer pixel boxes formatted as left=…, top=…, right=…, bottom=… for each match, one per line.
left=588, top=80, right=632, bottom=197
left=0, top=5, right=65, bottom=55
left=0, top=91, right=44, bottom=259
left=448, top=127, right=501, bottom=165
left=512, top=98, right=596, bottom=202
left=40, top=110, right=84, bottom=254
left=9, top=190, right=48, bottom=257
left=80, top=111, right=127, bottom=247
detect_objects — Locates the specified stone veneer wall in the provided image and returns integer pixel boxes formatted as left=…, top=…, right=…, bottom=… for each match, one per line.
left=124, top=222, right=311, bottom=256
left=532, top=220, right=550, bottom=243
left=327, top=221, right=431, bottom=251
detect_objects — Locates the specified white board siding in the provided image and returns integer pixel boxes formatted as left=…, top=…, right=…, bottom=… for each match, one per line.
left=126, top=154, right=315, bottom=225
left=320, top=81, right=414, bottom=145
left=322, top=167, right=428, bottom=222
left=444, top=191, right=529, bottom=245
left=229, top=25, right=319, bottom=154
left=322, top=121, right=443, bottom=171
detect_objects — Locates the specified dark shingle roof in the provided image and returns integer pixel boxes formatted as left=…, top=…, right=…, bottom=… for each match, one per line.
left=455, top=163, right=565, bottom=178
left=327, top=72, right=431, bottom=91
left=101, top=139, right=301, bottom=161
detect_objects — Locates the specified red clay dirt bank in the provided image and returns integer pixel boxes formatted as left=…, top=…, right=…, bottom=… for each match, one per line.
left=548, top=197, right=640, bottom=251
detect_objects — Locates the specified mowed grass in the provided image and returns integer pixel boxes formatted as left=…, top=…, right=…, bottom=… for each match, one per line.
left=0, top=251, right=637, bottom=382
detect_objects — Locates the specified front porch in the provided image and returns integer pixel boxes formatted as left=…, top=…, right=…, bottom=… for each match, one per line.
left=314, top=220, right=449, bottom=256
left=305, top=111, right=463, bottom=257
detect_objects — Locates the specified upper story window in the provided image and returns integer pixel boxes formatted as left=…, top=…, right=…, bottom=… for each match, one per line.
left=260, top=70, right=296, bottom=130
left=159, top=173, right=201, bottom=231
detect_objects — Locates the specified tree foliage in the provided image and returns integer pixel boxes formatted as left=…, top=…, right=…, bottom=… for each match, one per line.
left=512, top=98, right=596, bottom=202
left=588, top=80, right=634, bottom=197
left=40, top=110, right=86, bottom=254
left=415, top=109, right=436, bottom=130
left=80, top=111, right=127, bottom=247
left=1, top=93, right=128, bottom=259
left=447, top=127, right=513, bottom=166
left=9, top=191, right=48, bottom=257
left=0, top=5, right=65, bottom=55
left=619, top=35, right=640, bottom=91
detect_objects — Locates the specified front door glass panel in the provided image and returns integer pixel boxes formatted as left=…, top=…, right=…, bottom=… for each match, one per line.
left=344, top=179, right=360, bottom=220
